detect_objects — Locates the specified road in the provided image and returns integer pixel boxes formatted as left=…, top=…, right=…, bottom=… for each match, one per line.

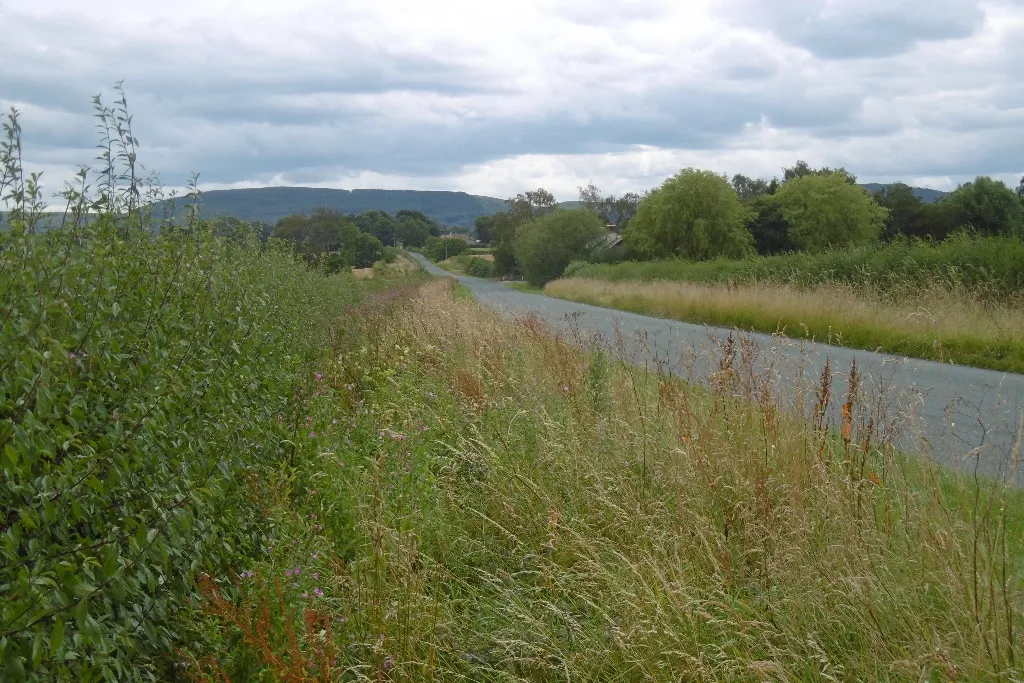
left=410, top=254, right=1023, bottom=484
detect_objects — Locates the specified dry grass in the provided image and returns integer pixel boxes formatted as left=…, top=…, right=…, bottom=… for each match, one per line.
left=545, top=277, right=1024, bottom=372
left=191, top=278, right=1024, bottom=681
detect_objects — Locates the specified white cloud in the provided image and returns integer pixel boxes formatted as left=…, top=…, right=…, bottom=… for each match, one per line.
left=1, top=0, right=1022, bottom=202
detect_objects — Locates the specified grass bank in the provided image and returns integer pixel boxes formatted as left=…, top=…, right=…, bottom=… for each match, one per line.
left=572, top=234, right=1024, bottom=300
left=184, top=278, right=1024, bottom=681
left=545, top=277, right=1024, bottom=373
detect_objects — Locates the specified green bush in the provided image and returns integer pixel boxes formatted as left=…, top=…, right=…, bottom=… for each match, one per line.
left=424, top=236, right=469, bottom=262
left=514, top=209, right=605, bottom=286
left=0, top=95, right=360, bottom=681
left=463, top=255, right=493, bottom=278
left=563, top=259, right=591, bottom=278
left=568, top=233, right=1024, bottom=300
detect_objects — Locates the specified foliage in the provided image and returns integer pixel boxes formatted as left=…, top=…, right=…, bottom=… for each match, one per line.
left=624, top=168, right=754, bottom=260
left=181, top=279, right=1023, bottom=681
left=782, top=159, right=858, bottom=184
left=577, top=181, right=641, bottom=231
left=424, top=236, right=470, bottom=262
left=514, top=209, right=606, bottom=286
left=463, top=255, right=493, bottom=278
left=745, top=193, right=795, bottom=255
left=0, top=95, right=374, bottom=679
left=350, top=209, right=397, bottom=246
left=774, top=172, right=888, bottom=251
left=941, top=176, right=1024, bottom=238
left=730, top=173, right=778, bottom=201
left=872, top=182, right=954, bottom=241
left=565, top=232, right=1024, bottom=300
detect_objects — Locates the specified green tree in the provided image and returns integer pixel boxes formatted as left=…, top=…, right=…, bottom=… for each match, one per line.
left=474, top=214, right=495, bottom=244
left=352, top=231, right=384, bottom=268
left=871, top=183, right=954, bottom=240
left=514, top=209, right=606, bottom=286
left=774, top=173, right=887, bottom=251
left=746, top=194, right=795, bottom=255
left=783, top=160, right=857, bottom=184
left=577, top=182, right=641, bottom=232
left=424, top=236, right=469, bottom=262
left=623, top=168, right=753, bottom=260
left=352, top=209, right=398, bottom=246
left=731, top=174, right=779, bottom=201
left=941, top=176, right=1024, bottom=238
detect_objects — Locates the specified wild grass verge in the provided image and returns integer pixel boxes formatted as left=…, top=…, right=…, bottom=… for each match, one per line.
left=544, top=277, right=1024, bottom=373
left=185, top=278, right=1024, bottom=682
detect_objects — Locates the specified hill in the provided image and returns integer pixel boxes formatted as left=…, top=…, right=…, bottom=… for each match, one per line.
left=169, top=187, right=510, bottom=228
left=859, top=183, right=946, bottom=203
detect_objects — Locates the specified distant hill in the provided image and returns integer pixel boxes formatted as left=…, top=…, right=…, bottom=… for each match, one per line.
left=163, top=187, right=512, bottom=228
left=859, top=183, right=946, bottom=203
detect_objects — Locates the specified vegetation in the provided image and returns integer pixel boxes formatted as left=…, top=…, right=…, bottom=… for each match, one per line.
left=423, top=235, right=470, bottom=262
left=273, top=208, right=384, bottom=269
left=624, top=168, right=753, bottom=261
left=545, top=277, right=1024, bottom=372
left=179, top=278, right=1022, bottom=681
left=773, top=172, right=888, bottom=251
left=558, top=234, right=1024, bottom=299
left=514, top=209, right=605, bottom=286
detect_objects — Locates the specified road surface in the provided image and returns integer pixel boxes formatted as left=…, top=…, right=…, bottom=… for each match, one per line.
left=410, top=254, right=1023, bottom=484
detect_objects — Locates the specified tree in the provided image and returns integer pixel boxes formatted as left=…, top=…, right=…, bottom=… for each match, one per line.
left=514, top=209, right=605, bottom=286
left=484, top=187, right=560, bottom=276
left=623, top=168, right=754, bottom=260
left=745, top=194, right=795, bottom=255
left=352, top=209, right=398, bottom=246
left=578, top=182, right=641, bottom=232
left=774, top=173, right=887, bottom=251
left=424, top=236, right=469, bottom=262
left=731, top=174, right=778, bottom=201
left=782, top=160, right=857, bottom=184
left=941, top=176, right=1024, bottom=238
left=352, top=232, right=384, bottom=268
left=272, top=207, right=378, bottom=270
left=473, top=214, right=495, bottom=244
left=1017, top=175, right=1024, bottom=202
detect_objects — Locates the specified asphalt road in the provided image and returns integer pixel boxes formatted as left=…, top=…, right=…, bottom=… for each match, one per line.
left=411, top=254, right=1023, bottom=484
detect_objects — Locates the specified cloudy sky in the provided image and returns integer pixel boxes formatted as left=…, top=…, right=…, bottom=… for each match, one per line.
left=3, top=0, right=1023, bottom=201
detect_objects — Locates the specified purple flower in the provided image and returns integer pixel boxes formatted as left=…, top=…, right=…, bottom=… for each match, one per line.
left=383, top=656, right=394, bottom=671
left=313, top=572, right=319, bottom=579
left=291, top=567, right=301, bottom=576
left=315, top=372, right=323, bottom=382
left=313, top=587, right=324, bottom=598
left=311, top=489, right=317, bottom=495
left=422, top=425, right=429, bottom=432
left=311, top=513, right=317, bottom=520
left=309, top=431, right=316, bottom=439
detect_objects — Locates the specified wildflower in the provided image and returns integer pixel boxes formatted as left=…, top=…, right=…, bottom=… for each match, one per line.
left=427, top=391, right=436, bottom=399
left=383, top=656, right=394, bottom=671
left=292, top=567, right=301, bottom=576
left=345, top=383, right=354, bottom=391
left=315, top=372, right=323, bottom=382
left=306, top=415, right=312, bottom=423
left=302, top=592, right=309, bottom=599
left=311, top=513, right=317, bottom=520
left=332, top=418, right=338, bottom=425
left=312, top=552, right=319, bottom=559
left=422, top=425, right=429, bottom=432
left=313, top=572, right=319, bottom=579
left=309, top=431, right=316, bottom=439
left=562, top=385, right=569, bottom=392
left=313, top=587, right=324, bottom=598
left=311, top=489, right=317, bottom=495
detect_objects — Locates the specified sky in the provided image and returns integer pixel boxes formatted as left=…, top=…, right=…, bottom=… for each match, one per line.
left=3, top=0, right=1023, bottom=201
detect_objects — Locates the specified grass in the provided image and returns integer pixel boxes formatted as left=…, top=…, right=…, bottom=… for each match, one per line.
left=572, top=234, right=1024, bottom=300
left=545, top=277, right=1024, bottom=373
left=184, top=277, right=1024, bottom=681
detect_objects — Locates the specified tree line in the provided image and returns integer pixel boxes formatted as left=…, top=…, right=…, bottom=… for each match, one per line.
left=248, top=206, right=458, bottom=271
left=471, top=162, right=1024, bottom=286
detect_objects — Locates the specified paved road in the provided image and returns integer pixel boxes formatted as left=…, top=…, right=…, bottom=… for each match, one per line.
left=411, top=254, right=1023, bottom=484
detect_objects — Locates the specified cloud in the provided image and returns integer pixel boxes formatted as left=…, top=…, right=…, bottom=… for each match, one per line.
left=1, top=0, right=1022, bottom=202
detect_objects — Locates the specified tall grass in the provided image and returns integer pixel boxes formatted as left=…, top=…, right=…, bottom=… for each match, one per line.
left=186, top=278, right=1023, bottom=681
left=575, top=234, right=1024, bottom=301
left=545, top=277, right=1024, bottom=373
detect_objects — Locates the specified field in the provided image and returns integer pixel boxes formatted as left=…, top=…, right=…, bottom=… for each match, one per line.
left=550, top=235, right=1024, bottom=373
left=176, top=278, right=1023, bottom=681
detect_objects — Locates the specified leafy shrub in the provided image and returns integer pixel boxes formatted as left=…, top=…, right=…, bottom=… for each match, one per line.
left=463, top=256, right=493, bottom=278
left=424, top=236, right=469, bottom=262
left=568, top=233, right=1024, bottom=300
left=0, top=94, right=357, bottom=680
left=514, top=209, right=605, bottom=286
left=563, top=259, right=591, bottom=278
left=774, top=173, right=888, bottom=251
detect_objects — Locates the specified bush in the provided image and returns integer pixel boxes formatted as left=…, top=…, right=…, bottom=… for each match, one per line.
left=624, top=168, right=753, bottom=260
left=563, top=259, right=591, bottom=278
left=0, top=95, right=359, bottom=680
left=464, top=256, right=493, bottom=278
left=424, top=236, right=469, bottom=262
left=565, top=233, right=1024, bottom=300
left=774, top=173, right=888, bottom=251
left=514, top=209, right=606, bottom=286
